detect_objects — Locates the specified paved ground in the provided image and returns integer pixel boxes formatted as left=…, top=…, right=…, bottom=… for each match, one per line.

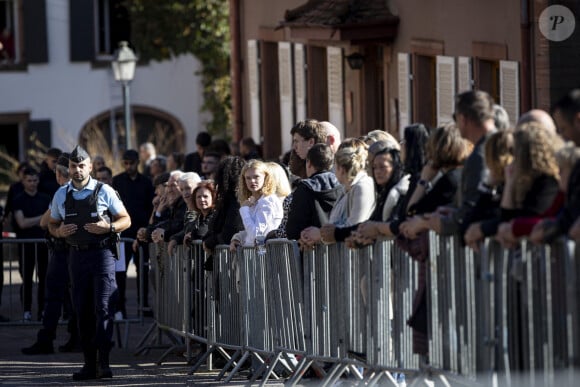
left=0, top=255, right=285, bottom=386
left=0, top=316, right=283, bottom=386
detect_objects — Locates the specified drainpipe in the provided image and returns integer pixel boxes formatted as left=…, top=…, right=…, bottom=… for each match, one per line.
left=229, top=0, right=244, bottom=142
left=520, top=0, right=532, bottom=111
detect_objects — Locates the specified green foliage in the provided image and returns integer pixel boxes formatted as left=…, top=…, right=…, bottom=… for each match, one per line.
left=127, top=0, right=231, bottom=139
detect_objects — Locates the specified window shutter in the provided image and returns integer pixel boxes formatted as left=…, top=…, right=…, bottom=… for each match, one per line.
left=397, top=52, right=411, bottom=139
left=436, top=56, right=455, bottom=126
left=247, top=40, right=261, bottom=143
left=500, top=61, right=520, bottom=127
left=327, top=46, right=344, bottom=131
left=23, top=0, right=48, bottom=63
left=278, top=42, right=293, bottom=153
left=70, top=0, right=95, bottom=62
left=27, top=120, right=52, bottom=149
left=294, top=43, right=306, bottom=122
left=457, top=56, right=472, bottom=93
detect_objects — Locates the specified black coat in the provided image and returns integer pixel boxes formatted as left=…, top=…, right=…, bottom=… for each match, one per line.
left=285, top=171, right=343, bottom=240
left=203, top=192, right=244, bottom=249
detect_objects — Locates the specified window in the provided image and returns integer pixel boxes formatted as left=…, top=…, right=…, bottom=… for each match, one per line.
left=0, top=0, right=48, bottom=66
left=71, top=0, right=130, bottom=62
left=95, top=0, right=130, bottom=58
left=0, top=0, right=19, bottom=64
left=477, top=59, right=500, bottom=103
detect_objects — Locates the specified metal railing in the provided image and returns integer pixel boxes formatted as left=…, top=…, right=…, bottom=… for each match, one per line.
left=133, top=233, right=579, bottom=385
left=0, top=237, right=144, bottom=349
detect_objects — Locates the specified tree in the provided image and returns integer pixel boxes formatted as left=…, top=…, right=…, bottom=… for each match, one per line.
left=127, top=0, right=231, bottom=139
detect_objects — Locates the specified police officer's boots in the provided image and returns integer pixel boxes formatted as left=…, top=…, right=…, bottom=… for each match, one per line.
left=97, top=349, right=113, bottom=379
left=72, top=350, right=97, bottom=381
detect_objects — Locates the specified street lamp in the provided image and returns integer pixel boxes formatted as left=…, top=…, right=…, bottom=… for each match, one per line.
left=111, top=41, right=137, bottom=150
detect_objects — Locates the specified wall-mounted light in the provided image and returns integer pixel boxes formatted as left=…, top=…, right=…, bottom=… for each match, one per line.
left=345, top=52, right=365, bottom=70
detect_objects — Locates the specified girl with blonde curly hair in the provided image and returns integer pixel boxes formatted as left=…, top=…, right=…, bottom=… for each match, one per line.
left=230, top=159, right=284, bottom=248
left=495, top=122, right=562, bottom=248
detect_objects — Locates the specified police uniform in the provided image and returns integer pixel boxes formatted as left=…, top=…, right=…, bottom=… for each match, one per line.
left=50, top=146, right=128, bottom=380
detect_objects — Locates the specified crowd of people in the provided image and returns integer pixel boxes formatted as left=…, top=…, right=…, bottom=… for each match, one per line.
left=1, top=88, right=580, bottom=380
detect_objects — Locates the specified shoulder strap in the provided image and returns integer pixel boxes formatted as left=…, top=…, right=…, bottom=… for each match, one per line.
left=92, top=182, right=104, bottom=200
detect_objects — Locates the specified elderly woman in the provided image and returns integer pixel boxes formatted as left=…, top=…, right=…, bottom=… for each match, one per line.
left=300, top=138, right=375, bottom=247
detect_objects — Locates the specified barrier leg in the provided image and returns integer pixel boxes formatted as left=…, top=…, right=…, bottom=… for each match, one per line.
left=133, top=322, right=159, bottom=355
left=321, top=362, right=347, bottom=387
left=257, top=351, right=282, bottom=385
left=222, top=350, right=250, bottom=382
left=366, top=370, right=398, bottom=387
left=285, top=357, right=312, bottom=386
left=189, top=345, right=215, bottom=374
left=156, top=341, right=185, bottom=365
left=216, top=348, right=242, bottom=380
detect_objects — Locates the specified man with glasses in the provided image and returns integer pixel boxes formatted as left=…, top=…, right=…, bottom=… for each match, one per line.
left=112, top=150, right=154, bottom=319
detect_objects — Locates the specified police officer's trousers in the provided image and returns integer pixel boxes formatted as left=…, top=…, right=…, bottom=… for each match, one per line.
left=69, top=248, right=118, bottom=362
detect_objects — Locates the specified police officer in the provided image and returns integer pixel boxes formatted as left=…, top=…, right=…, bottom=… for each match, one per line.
left=48, top=146, right=131, bottom=381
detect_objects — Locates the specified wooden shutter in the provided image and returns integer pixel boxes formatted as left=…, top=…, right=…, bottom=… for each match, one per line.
left=436, top=56, right=455, bottom=126
left=247, top=40, right=261, bottom=144
left=327, top=46, right=344, bottom=132
left=70, top=0, right=95, bottom=61
left=397, top=52, right=411, bottom=139
left=294, top=43, right=306, bottom=122
left=457, top=56, right=472, bottom=93
left=23, top=0, right=48, bottom=63
left=500, top=61, right=520, bottom=126
left=278, top=42, right=293, bottom=153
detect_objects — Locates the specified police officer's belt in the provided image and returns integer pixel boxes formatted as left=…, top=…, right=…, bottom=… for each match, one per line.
left=68, top=238, right=111, bottom=251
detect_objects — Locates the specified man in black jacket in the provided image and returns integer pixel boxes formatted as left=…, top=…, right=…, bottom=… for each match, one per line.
left=112, top=149, right=154, bottom=318
left=285, top=144, right=343, bottom=240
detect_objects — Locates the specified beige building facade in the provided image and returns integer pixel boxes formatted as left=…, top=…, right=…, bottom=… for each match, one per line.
left=230, top=0, right=570, bottom=159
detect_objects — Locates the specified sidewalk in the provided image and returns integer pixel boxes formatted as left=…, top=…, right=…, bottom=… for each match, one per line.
left=0, top=259, right=283, bottom=386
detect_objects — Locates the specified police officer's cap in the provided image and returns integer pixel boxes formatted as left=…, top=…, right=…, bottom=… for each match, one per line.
left=56, top=152, right=70, bottom=168
left=122, top=149, right=139, bottom=161
left=70, top=145, right=90, bottom=163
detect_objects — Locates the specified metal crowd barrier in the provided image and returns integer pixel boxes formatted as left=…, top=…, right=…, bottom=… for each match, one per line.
left=0, top=238, right=48, bottom=326
left=190, top=244, right=243, bottom=375
left=132, top=232, right=579, bottom=385
left=0, top=237, right=143, bottom=349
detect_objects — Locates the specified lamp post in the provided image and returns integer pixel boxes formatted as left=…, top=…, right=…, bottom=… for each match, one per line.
left=111, top=41, right=137, bottom=150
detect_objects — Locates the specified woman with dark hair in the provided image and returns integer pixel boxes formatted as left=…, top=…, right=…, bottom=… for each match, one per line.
left=202, top=156, right=246, bottom=254
left=168, top=180, right=217, bottom=255
left=239, top=137, right=262, bottom=160
left=353, top=123, right=430, bottom=240
left=320, top=142, right=410, bottom=243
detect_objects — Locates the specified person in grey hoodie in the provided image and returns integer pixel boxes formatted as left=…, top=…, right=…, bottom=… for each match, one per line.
left=285, top=144, right=343, bottom=240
